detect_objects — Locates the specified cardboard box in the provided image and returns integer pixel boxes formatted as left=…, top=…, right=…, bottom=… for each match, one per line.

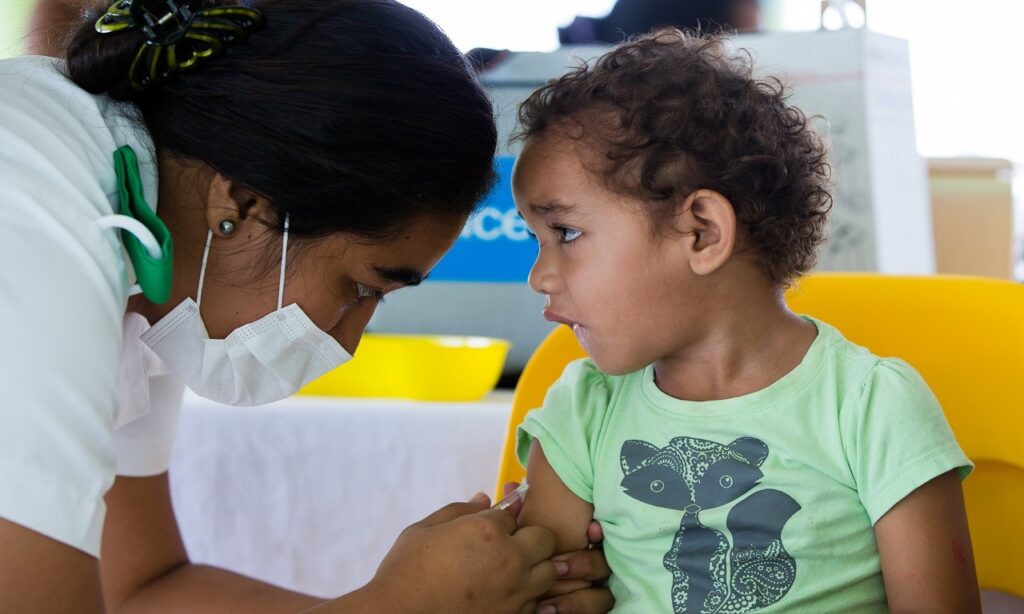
left=928, top=158, right=1015, bottom=279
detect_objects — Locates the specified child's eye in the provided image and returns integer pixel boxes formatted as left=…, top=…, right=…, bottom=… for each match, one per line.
left=355, top=283, right=386, bottom=304
left=526, top=228, right=537, bottom=241
left=554, top=225, right=582, bottom=243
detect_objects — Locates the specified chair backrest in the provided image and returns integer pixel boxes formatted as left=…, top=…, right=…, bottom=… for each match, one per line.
left=496, top=273, right=1024, bottom=596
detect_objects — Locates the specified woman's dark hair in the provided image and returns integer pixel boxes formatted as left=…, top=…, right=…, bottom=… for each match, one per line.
left=515, top=29, right=831, bottom=286
left=66, top=0, right=497, bottom=240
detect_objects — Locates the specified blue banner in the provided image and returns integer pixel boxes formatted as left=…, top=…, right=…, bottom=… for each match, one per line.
left=429, top=156, right=537, bottom=283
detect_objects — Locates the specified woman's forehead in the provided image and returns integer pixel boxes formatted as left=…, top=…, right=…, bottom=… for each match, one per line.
left=307, top=215, right=464, bottom=276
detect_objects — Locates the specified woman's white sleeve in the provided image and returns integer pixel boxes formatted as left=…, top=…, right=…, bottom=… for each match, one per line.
left=0, top=193, right=124, bottom=558
left=113, top=370, right=185, bottom=477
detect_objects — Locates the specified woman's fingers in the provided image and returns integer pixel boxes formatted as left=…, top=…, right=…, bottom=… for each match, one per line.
left=550, top=548, right=611, bottom=584
left=536, top=587, right=615, bottom=614
left=373, top=503, right=558, bottom=613
left=475, top=507, right=523, bottom=538
left=511, top=524, right=557, bottom=571
left=523, top=559, right=558, bottom=603
left=410, top=493, right=490, bottom=529
left=540, top=579, right=591, bottom=598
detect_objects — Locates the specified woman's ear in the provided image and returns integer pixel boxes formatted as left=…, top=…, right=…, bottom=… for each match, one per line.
left=204, top=173, right=275, bottom=238
left=677, top=189, right=737, bottom=276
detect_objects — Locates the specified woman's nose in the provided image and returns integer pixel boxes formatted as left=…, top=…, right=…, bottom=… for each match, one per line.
left=333, top=297, right=379, bottom=355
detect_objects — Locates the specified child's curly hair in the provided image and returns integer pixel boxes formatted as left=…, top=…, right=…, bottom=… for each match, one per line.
left=514, top=29, right=832, bottom=286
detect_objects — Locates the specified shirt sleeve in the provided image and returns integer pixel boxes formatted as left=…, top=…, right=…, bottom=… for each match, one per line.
left=111, top=314, right=186, bottom=477
left=113, top=371, right=185, bottom=477
left=0, top=197, right=124, bottom=557
left=841, top=358, right=973, bottom=525
left=516, top=359, right=612, bottom=504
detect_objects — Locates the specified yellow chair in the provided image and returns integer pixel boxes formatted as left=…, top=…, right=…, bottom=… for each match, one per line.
left=497, top=273, right=1024, bottom=597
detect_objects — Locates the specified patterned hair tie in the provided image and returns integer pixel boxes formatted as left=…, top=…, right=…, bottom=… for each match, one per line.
left=95, top=0, right=265, bottom=91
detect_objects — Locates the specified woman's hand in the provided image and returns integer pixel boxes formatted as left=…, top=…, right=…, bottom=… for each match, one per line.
left=504, top=481, right=614, bottom=614
left=367, top=494, right=558, bottom=614
left=534, top=522, right=613, bottom=614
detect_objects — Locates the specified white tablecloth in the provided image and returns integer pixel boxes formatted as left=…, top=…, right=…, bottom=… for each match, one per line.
left=168, top=391, right=513, bottom=598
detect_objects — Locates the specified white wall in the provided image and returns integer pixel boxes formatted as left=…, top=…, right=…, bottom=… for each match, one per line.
left=3, top=0, right=1020, bottom=164
left=404, top=0, right=1024, bottom=165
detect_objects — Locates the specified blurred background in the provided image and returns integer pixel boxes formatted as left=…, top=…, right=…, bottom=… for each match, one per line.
left=3, top=0, right=1022, bottom=378
left=5, top=0, right=1022, bottom=190
left=382, top=0, right=1024, bottom=379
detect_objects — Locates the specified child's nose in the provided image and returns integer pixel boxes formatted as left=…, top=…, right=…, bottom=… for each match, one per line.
left=528, top=251, right=562, bottom=295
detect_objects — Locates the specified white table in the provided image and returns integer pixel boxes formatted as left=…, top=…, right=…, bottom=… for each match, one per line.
left=168, top=391, right=513, bottom=598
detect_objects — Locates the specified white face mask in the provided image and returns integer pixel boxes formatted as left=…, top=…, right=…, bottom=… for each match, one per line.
left=141, top=216, right=352, bottom=406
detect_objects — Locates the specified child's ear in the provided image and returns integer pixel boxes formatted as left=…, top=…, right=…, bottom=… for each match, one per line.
left=676, top=189, right=737, bottom=276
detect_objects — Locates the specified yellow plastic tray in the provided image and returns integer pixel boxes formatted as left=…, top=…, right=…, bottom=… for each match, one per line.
left=298, top=333, right=511, bottom=402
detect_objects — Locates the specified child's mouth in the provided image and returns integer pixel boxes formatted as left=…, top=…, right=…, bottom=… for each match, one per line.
left=543, top=309, right=590, bottom=348
left=542, top=309, right=578, bottom=328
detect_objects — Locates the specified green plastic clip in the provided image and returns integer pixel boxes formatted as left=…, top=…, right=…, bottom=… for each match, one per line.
left=113, top=145, right=174, bottom=304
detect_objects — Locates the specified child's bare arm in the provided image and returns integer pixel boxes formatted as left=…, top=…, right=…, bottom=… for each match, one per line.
left=519, top=440, right=594, bottom=555
left=874, top=470, right=982, bottom=613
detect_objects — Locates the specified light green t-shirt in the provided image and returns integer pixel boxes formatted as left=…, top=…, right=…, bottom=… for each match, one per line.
left=517, top=318, right=971, bottom=613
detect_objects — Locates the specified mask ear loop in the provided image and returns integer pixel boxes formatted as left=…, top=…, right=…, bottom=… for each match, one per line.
left=277, top=214, right=290, bottom=311
left=195, top=215, right=288, bottom=311
left=196, top=229, right=214, bottom=308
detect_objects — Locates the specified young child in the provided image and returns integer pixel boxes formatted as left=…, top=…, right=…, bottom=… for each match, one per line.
left=512, top=30, right=981, bottom=613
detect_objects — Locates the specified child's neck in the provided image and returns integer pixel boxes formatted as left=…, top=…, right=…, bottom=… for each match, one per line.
left=653, top=287, right=817, bottom=403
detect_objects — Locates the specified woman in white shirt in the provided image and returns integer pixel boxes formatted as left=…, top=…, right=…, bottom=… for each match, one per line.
left=0, top=1, right=612, bottom=611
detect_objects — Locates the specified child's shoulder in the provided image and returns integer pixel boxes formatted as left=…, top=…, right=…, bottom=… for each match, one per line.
left=533, top=357, right=644, bottom=420
left=555, top=357, right=641, bottom=396
left=809, top=317, right=934, bottom=408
